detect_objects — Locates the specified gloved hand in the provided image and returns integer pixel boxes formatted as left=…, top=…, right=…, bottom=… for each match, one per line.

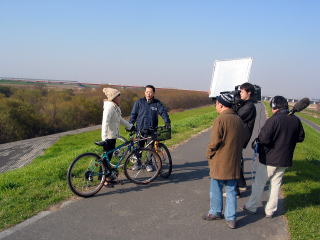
left=165, top=123, right=171, bottom=129
left=129, top=125, right=136, bottom=132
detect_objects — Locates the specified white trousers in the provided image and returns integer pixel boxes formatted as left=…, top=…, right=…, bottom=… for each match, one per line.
left=245, top=161, right=287, bottom=216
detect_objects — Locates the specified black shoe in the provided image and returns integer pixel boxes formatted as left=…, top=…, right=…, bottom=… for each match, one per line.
left=242, top=206, right=256, bottom=215
left=225, top=220, right=236, bottom=229
left=202, top=213, right=223, bottom=221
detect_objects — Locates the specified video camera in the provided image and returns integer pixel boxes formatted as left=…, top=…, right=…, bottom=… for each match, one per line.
left=219, top=84, right=261, bottom=109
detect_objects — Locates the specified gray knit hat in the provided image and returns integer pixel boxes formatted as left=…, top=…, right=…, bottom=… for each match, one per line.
left=216, top=93, right=234, bottom=108
left=103, top=88, right=120, bottom=101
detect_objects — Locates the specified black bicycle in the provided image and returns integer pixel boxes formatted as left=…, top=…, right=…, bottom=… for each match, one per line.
left=130, top=126, right=173, bottom=178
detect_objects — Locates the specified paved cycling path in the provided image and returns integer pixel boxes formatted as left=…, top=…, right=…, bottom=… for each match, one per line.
left=0, top=103, right=289, bottom=240
left=298, top=116, right=320, bottom=132
left=0, top=125, right=101, bottom=173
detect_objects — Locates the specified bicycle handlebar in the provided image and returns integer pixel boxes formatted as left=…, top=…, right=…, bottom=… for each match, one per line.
left=126, top=125, right=170, bottom=142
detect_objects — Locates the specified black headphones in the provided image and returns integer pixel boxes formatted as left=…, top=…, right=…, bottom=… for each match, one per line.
left=270, top=96, right=288, bottom=110
left=270, top=97, right=276, bottom=109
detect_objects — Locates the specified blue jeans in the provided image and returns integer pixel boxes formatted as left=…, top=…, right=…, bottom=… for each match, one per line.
left=209, top=178, right=237, bottom=221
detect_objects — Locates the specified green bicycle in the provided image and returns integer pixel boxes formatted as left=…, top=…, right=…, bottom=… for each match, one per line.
left=67, top=131, right=162, bottom=197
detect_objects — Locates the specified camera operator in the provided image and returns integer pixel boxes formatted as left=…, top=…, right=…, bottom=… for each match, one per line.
left=243, top=96, right=305, bottom=217
left=234, top=82, right=257, bottom=196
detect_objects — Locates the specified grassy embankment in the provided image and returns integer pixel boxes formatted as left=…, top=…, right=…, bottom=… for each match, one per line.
left=296, top=111, right=320, bottom=126
left=0, top=105, right=216, bottom=231
left=263, top=101, right=320, bottom=240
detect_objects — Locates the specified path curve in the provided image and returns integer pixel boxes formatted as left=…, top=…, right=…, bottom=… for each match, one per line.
left=0, top=126, right=101, bottom=173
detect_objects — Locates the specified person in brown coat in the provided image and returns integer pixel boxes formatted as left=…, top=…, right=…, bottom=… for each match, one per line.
left=202, top=93, right=246, bottom=229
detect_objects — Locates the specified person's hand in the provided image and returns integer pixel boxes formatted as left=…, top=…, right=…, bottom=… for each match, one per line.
left=251, top=138, right=260, bottom=153
left=129, top=125, right=136, bottom=132
left=125, top=125, right=135, bottom=132
left=165, top=123, right=171, bottom=129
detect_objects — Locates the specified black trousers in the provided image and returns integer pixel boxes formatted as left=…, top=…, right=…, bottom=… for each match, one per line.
left=103, top=139, right=116, bottom=167
left=237, top=157, right=247, bottom=188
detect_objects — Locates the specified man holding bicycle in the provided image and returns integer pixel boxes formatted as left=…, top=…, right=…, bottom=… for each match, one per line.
left=130, top=85, right=171, bottom=171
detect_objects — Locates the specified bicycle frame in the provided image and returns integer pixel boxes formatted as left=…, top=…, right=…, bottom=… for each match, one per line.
left=100, top=135, right=143, bottom=169
left=101, top=141, right=131, bottom=169
left=133, top=130, right=160, bottom=152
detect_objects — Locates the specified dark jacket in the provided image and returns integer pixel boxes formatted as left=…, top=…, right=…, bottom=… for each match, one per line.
left=235, top=99, right=256, bottom=148
left=130, top=97, right=170, bottom=131
left=207, top=109, right=247, bottom=180
left=258, top=109, right=305, bottom=167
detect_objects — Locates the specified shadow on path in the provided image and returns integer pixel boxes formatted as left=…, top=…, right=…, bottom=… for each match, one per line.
left=93, top=160, right=209, bottom=198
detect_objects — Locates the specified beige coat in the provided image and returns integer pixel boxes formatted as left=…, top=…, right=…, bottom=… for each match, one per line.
left=101, top=101, right=132, bottom=140
left=207, top=109, right=247, bottom=180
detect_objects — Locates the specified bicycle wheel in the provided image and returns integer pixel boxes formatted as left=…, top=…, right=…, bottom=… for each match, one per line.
left=157, top=143, right=173, bottom=178
left=124, top=148, right=162, bottom=184
left=67, top=152, right=106, bottom=197
left=109, top=136, right=128, bottom=168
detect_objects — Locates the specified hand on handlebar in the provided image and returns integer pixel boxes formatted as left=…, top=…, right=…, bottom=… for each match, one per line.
left=126, top=125, right=136, bottom=132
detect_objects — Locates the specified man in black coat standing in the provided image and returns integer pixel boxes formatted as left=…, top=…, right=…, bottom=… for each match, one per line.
left=243, top=96, right=305, bottom=217
left=234, top=83, right=257, bottom=195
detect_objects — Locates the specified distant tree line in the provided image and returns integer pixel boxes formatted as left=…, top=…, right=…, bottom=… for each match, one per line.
left=0, top=85, right=210, bottom=143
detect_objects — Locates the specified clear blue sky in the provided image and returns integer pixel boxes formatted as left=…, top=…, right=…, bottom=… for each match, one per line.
left=1, top=0, right=319, bottom=99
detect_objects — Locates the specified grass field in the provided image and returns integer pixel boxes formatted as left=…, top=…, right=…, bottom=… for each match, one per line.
left=263, top=101, right=320, bottom=240
left=0, top=105, right=216, bottom=231
left=283, top=123, right=320, bottom=240
left=297, top=112, right=320, bottom=126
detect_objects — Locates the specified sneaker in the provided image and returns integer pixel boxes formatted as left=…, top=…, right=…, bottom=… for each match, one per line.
left=242, top=205, right=256, bottom=215
left=202, top=213, right=223, bottom=221
left=132, top=163, right=141, bottom=171
left=265, top=213, right=273, bottom=218
left=146, top=164, right=153, bottom=172
left=225, top=220, right=236, bottom=229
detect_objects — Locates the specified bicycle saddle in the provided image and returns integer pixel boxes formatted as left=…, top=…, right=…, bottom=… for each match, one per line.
left=95, top=141, right=106, bottom=146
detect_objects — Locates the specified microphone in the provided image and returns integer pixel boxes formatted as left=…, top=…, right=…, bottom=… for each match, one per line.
left=289, top=98, right=310, bottom=115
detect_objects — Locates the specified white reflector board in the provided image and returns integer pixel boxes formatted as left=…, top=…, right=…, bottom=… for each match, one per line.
left=209, top=57, right=253, bottom=98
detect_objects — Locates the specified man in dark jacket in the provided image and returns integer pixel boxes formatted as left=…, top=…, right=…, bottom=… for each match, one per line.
left=130, top=85, right=171, bottom=171
left=236, top=83, right=257, bottom=147
left=234, top=82, right=257, bottom=194
left=243, top=96, right=305, bottom=217
left=130, top=85, right=170, bottom=131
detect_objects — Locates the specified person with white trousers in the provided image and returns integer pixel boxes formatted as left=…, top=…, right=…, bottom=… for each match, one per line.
left=243, top=96, right=304, bottom=217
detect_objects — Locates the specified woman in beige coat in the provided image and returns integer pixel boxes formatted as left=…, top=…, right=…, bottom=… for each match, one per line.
left=101, top=88, right=133, bottom=169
